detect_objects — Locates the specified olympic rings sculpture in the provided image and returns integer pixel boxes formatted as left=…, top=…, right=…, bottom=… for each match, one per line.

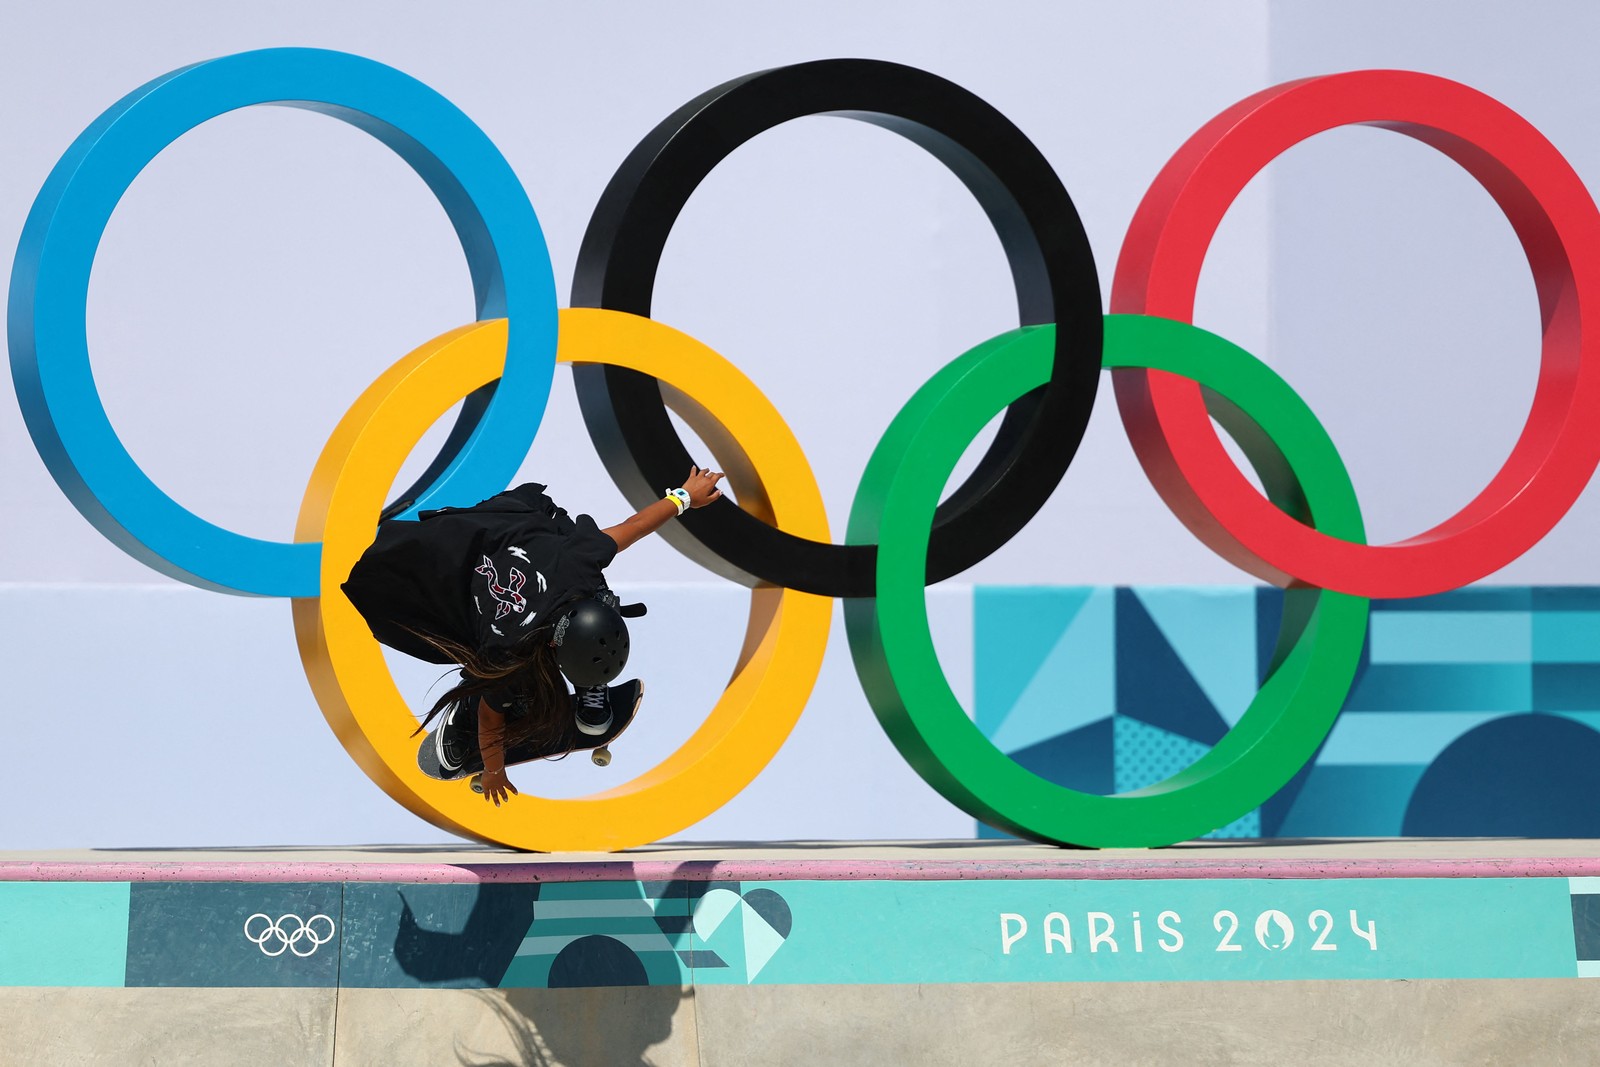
left=243, top=912, right=337, bottom=958
left=12, top=49, right=1600, bottom=850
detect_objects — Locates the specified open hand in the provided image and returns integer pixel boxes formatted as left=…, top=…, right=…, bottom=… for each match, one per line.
left=480, top=768, right=519, bottom=806
left=684, top=465, right=724, bottom=508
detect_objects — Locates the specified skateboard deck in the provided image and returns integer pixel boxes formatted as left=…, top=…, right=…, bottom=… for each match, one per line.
left=417, top=680, right=643, bottom=785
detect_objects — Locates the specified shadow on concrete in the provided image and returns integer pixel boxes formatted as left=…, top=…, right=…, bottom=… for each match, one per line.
left=453, top=986, right=688, bottom=1066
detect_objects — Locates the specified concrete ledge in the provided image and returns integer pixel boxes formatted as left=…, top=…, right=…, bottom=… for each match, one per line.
left=8, top=838, right=1600, bottom=883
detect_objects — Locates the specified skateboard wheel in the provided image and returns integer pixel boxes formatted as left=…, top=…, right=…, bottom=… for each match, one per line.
left=592, top=747, right=611, bottom=767
left=469, top=774, right=484, bottom=794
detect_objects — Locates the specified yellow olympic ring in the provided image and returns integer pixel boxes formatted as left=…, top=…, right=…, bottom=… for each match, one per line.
left=292, top=308, right=832, bottom=851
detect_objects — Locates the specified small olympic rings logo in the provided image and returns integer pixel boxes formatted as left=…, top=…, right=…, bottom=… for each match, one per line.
left=13, top=50, right=1600, bottom=850
left=243, top=912, right=337, bottom=958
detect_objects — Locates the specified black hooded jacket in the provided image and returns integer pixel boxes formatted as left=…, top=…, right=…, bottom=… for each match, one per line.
left=342, top=483, right=618, bottom=665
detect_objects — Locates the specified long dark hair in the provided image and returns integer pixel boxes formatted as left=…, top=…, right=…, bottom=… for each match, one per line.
left=407, top=624, right=573, bottom=759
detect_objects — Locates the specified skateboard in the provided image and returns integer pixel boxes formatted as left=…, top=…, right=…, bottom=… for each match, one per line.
left=417, top=680, right=643, bottom=792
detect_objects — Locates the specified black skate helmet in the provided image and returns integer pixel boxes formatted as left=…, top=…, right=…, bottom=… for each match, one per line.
left=552, top=598, right=630, bottom=687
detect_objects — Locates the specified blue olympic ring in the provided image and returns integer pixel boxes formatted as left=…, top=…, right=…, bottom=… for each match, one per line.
left=8, top=47, right=559, bottom=596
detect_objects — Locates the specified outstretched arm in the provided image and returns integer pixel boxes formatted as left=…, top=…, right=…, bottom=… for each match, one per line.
left=601, top=466, right=724, bottom=553
left=477, top=700, right=519, bottom=806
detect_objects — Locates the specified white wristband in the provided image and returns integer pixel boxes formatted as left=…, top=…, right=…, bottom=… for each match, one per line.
left=665, top=487, right=691, bottom=515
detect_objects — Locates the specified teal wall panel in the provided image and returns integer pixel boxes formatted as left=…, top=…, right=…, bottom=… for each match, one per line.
left=125, top=882, right=342, bottom=987
left=738, top=877, right=1577, bottom=985
left=1368, top=610, right=1531, bottom=664
left=0, top=882, right=128, bottom=986
left=973, top=585, right=1600, bottom=839
left=340, top=882, right=537, bottom=988
left=0, top=876, right=1592, bottom=988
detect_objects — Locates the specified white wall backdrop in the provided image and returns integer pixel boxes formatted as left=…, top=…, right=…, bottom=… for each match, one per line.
left=2, top=1, right=1594, bottom=847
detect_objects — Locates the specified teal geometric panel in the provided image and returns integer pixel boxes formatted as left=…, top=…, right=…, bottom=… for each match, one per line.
left=1273, top=764, right=1431, bottom=837
left=975, top=587, right=1113, bottom=753
left=502, top=881, right=690, bottom=988
left=1114, top=588, right=1228, bottom=745
left=972, top=584, right=1600, bottom=840
left=1368, top=610, right=1530, bottom=664
left=1113, top=716, right=1209, bottom=792
left=1132, top=587, right=1259, bottom=726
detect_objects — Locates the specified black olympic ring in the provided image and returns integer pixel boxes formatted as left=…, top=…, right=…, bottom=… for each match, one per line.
left=571, top=59, right=1103, bottom=597
left=243, top=912, right=337, bottom=958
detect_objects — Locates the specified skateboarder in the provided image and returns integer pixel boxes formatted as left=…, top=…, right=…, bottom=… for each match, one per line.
left=343, top=466, right=725, bottom=805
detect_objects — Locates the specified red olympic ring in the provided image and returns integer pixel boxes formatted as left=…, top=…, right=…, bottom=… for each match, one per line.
left=1112, top=69, right=1600, bottom=598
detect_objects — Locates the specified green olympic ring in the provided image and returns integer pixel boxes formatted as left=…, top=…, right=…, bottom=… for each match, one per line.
left=845, top=314, right=1371, bottom=848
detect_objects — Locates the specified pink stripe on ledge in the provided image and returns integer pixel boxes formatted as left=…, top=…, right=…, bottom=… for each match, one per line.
left=5, top=856, right=1600, bottom=883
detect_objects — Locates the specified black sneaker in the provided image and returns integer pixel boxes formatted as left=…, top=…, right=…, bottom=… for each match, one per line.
left=574, top=685, right=613, bottom=736
left=436, top=700, right=477, bottom=772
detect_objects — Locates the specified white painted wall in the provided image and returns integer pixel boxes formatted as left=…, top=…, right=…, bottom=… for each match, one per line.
left=2, top=2, right=1591, bottom=847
